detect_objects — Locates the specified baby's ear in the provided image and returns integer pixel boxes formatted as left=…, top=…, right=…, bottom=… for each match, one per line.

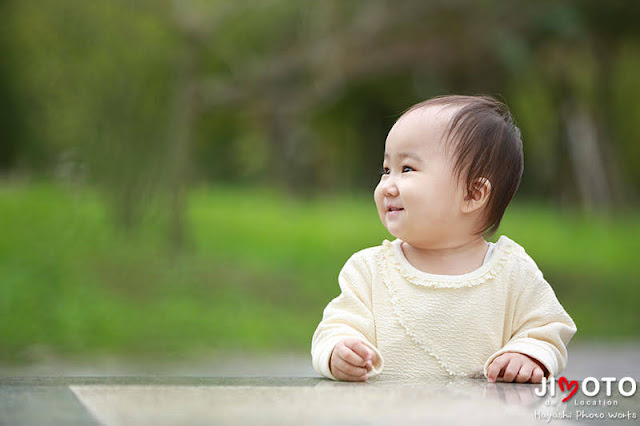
left=462, top=177, right=491, bottom=213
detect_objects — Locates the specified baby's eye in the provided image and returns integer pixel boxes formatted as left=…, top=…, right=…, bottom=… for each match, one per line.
left=381, top=167, right=390, bottom=175
left=403, top=166, right=414, bottom=172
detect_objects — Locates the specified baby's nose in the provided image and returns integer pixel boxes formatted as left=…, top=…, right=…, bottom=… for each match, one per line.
left=381, top=179, right=399, bottom=196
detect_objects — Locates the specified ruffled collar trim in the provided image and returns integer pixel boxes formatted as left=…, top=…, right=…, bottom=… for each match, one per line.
left=381, top=236, right=513, bottom=288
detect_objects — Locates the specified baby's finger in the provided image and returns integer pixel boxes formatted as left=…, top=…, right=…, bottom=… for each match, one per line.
left=338, top=345, right=367, bottom=367
left=332, top=360, right=368, bottom=381
left=502, top=359, right=522, bottom=383
left=369, top=351, right=379, bottom=365
left=347, top=339, right=375, bottom=363
left=515, top=364, right=533, bottom=383
left=336, top=371, right=367, bottom=382
left=530, top=368, right=545, bottom=384
left=334, top=355, right=368, bottom=376
left=487, top=355, right=510, bottom=382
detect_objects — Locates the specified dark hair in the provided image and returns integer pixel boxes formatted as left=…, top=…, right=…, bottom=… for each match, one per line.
left=399, top=95, right=524, bottom=237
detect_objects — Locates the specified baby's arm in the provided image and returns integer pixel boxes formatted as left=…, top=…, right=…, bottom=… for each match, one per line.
left=311, top=252, right=384, bottom=381
left=484, top=268, right=577, bottom=382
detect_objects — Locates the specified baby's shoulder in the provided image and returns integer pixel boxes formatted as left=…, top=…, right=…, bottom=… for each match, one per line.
left=347, top=242, right=385, bottom=265
left=341, top=241, right=387, bottom=274
left=352, top=242, right=385, bottom=258
left=498, top=235, right=545, bottom=280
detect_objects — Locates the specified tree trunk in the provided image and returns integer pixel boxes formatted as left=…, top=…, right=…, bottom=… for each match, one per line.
left=562, top=99, right=612, bottom=214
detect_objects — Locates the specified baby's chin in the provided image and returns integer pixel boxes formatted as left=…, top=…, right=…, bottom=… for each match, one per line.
left=381, top=223, right=404, bottom=241
left=384, top=227, right=428, bottom=246
left=379, top=212, right=411, bottom=241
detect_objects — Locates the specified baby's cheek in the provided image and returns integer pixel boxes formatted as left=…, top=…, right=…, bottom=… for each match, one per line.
left=373, top=185, right=384, bottom=201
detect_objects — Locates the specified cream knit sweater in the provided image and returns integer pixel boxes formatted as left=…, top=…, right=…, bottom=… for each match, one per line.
left=311, top=236, right=577, bottom=381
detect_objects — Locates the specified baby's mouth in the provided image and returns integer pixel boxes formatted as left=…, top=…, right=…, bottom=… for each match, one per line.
left=387, top=207, right=404, bottom=213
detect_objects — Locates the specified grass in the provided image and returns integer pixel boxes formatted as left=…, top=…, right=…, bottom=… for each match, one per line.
left=0, top=181, right=638, bottom=363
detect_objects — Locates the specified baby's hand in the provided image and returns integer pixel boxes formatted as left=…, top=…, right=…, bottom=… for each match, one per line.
left=486, top=352, right=547, bottom=384
left=329, top=337, right=377, bottom=382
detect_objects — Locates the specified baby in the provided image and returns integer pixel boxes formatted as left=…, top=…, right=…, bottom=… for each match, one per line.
left=311, top=95, right=577, bottom=383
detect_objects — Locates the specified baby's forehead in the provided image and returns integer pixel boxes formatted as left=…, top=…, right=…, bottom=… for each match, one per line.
left=399, top=104, right=458, bottom=130
left=388, top=105, right=460, bottom=154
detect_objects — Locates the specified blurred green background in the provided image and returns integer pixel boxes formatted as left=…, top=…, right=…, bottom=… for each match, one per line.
left=1, top=0, right=639, bottom=365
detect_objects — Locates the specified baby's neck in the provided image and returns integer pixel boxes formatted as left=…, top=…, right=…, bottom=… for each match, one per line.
left=400, top=236, right=489, bottom=276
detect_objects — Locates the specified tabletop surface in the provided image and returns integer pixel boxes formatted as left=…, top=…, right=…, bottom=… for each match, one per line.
left=1, top=342, right=639, bottom=425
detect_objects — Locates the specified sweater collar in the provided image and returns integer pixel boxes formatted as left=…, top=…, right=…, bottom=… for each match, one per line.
left=382, top=236, right=513, bottom=288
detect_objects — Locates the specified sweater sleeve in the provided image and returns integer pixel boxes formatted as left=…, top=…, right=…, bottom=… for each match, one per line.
left=483, top=267, right=577, bottom=379
left=311, top=251, right=384, bottom=380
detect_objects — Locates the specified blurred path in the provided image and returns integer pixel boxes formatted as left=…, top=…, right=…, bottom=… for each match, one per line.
left=561, top=341, right=640, bottom=380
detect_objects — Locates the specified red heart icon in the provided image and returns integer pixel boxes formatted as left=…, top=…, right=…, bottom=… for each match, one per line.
left=558, top=376, right=578, bottom=402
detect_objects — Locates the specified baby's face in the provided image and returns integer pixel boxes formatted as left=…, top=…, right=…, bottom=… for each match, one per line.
left=374, top=107, right=469, bottom=247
